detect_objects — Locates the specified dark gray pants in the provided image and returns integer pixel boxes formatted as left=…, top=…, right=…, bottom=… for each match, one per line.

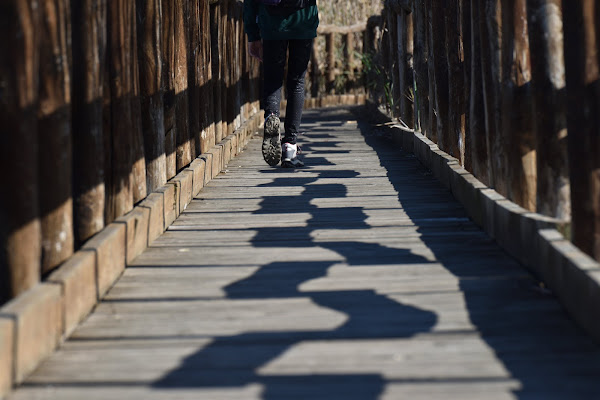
left=263, top=38, right=313, bottom=144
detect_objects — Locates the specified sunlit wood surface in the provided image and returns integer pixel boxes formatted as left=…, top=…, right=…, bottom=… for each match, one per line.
left=9, top=108, right=600, bottom=400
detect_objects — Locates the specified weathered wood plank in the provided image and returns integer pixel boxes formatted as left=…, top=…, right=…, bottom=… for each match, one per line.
left=9, top=108, right=600, bottom=400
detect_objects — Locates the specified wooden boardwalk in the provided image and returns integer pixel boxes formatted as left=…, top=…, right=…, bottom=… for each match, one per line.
left=9, top=108, right=600, bottom=399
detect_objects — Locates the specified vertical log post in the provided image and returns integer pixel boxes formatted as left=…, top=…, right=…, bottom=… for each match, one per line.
left=72, top=0, right=106, bottom=244
left=162, top=0, right=177, bottom=179
left=527, top=0, right=569, bottom=220
left=345, top=32, right=355, bottom=93
left=38, top=0, right=74, bottom=273
left=425, top=0, right=438, bottom=142
left=106, top=0, right=136, bottom=221
left=563, top=0, right=600, bottom=260
left=413, top=0, right=429, bottom=135
left=480, top=0, right=504, bottom=194
left=311, top=44, right=320, bottom=98
left=130, top=0, right=147, bottom=203
left=188, top=0, right=202, bottom=158
left=462, top=0, right=472, bottom=168
left=326, top=32, right=335, bottom=93
left=431, top=0, right=450, bottom=151
left=175, top=0, right=192, bottom=170
left=0, top=0, right=42, bottom=301
left=445, top=0, right=463, bottom=160
left=137, top=0, right=167, bottom=193
left=468, top=0, right=491, bottom=185
left=501, top=0, right=535, bottom=211
left=211, top=2, right=223, bottom=143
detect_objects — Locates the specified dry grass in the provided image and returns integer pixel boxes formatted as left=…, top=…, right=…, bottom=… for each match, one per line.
left=317, top=0, right=383, bottom=26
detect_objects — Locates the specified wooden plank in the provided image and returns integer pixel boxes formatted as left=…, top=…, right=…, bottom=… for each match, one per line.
left=9, top=108, right=600, bottom=400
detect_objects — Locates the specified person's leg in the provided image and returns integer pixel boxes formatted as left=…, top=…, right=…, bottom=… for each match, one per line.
left=282, top=39, right=313, bottom=145
left=262, top=40, right=288, bottom=117
left=261, top=39, right=288, bottom=166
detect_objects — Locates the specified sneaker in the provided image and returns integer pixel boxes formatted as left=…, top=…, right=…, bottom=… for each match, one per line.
left=262, top=114, right=282, bottom=166
left=281, top=142, right=304, bottom=168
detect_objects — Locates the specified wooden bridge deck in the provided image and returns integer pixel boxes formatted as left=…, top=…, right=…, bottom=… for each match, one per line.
left=9, top=107, right=600, bottom=399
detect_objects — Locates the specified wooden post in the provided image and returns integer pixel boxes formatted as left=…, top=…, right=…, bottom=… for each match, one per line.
left=137, top=0, right=167, bottom=193
left=480, top=0, right=505, bottom=195
left=462, top=0, right=472, bottom=169
left=211, top=2, right=223, bottom=143
left=387, top=7, right=401, bottom=116
left=431, top=0, right=449, bottom=150
left=326, top=32, right=335, bottom=93
left=38, top=0, right=74, bottom=273
left=468, top=0, right=491, bottom=185
left=445, top=0, right=463, bottom=160
left=501, top=0, right=536, bottom=211
left=563, top=0, right=600, bottom=260
left=311, top=44, right=320, bottom=98
left=188, top=0, right=201, bottom=158
left=413, top=0, right=429, bottom=135
left=402, top=11, right=415, bottom=129
left=220, top=0, right=229, bottom=137
left=0, top=0, right=42, bottom=302
left=175, top=0, right=192, bottom=170
left=162, top=0, right=177, bottom=179
left=425, top=0, right=438, bottom=142
left=71, top=0, right=106, bottom=244
left=527, top=0, right=569, bottom=220
left=130, top=0, right=148, bottom=203
left=106, top=0, right=136, bottom=221
left=345, top=32, right=355, bottom=93
left=199, top=0, right=215, bottom=153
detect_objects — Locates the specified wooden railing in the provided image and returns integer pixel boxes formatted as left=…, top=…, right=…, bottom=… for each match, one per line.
left=373, top=0, right=599, bottom=262
left=0, top=0, right=261, bottom=304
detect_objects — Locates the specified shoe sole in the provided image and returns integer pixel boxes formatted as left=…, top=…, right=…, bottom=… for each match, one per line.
left=262, top=116, right=281, bottom=166
left=281, top=158, right=304, bottom=168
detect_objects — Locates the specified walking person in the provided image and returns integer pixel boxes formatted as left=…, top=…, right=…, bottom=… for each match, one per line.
left=243, top=0, right=319, bottom=168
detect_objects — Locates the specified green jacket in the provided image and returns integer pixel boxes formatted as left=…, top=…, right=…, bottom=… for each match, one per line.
left=243, top=0, right=319, bottom=42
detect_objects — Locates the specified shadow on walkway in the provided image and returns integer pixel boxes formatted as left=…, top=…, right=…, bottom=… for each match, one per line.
left=154, top=107, right=600, bottom=399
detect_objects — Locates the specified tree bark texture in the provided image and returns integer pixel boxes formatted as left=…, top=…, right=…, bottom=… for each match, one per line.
left=71, top=0, right=106, bottom=244
left=162, top=0, right=177, bottom=179
left=106, top=0, right=136, bottom=222
left=175, top=0, right=192, bottom=170
left=563, top=0, right=600, bottom=260
left=462, top=0, right=472, bottom=169
left=413, top=0, right=430, bottom=135
left=527, top=0, right=570, bottom=220
left=0, top=0, right=42, bottom=301
left=130, top=0, right=148, bottom=203
left=425, top=0, right=438, bottom=142
left=446, top=0, right=463, bottom=161
left=38, top=0, right=74, bottom=273
left=480, top=0, right=505, bottom=194
left=199, top=0, right=215, bottom=154
left=211, top=2, right=223, bottom=143
left=468, top=0, right=491, bottom=185
left=137, top=0, right=167, bottom=193
left=501, top=0, right=536, bottom=211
